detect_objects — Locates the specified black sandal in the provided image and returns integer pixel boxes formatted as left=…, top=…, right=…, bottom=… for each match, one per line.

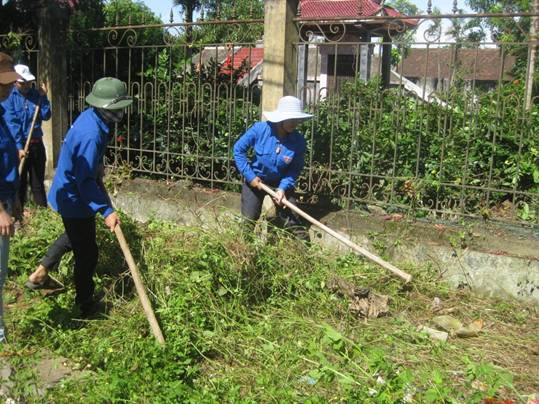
left=25, top=276, right=64, bottom=291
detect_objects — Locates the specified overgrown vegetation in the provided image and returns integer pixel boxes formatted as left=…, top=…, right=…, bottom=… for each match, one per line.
left=305, top=79, right=539, bottom=222
left=1, top=208, right=537, bottom=402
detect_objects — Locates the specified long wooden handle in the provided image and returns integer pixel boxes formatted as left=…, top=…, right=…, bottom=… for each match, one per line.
left=114, top=224, right=166, bottom=345
left=18, top=104, right=41, bottom=174
left=259, top=183, right=412, bottom=283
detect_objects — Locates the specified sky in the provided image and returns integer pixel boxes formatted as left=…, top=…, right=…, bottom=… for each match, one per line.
left=143, top=0, right=181, bottom=23
left=143, top=0, right=472, bottom=24
left=413, top=0, right=471, bottom=14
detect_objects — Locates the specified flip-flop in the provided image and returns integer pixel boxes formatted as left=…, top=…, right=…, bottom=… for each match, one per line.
left=25, top=276, right=64, bottom=291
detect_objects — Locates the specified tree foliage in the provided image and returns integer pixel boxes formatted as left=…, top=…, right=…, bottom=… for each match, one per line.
left=465, top=0, right=532, bottom=42
left=171, top=0, right=264, bottom=45
left=386, top=0, right=421, bottom=65
left=0, top=0, right=77, bottom=34
left=386, top=0, right=419, bottom=16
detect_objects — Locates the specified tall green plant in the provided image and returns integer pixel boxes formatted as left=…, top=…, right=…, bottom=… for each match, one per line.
left=303, top=78, right=539, bottom=221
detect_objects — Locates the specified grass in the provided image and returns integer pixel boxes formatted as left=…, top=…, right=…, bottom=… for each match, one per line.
left=1, top=207, right=537, bottom=403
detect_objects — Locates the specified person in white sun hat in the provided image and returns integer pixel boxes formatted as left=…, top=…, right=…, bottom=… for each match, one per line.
left=1, top=64, right=51, bottom=212
left=233, top=95, right=313, bottom=240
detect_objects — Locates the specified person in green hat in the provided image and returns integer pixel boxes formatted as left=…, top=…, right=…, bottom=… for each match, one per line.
left=27, top=77, right=132, bottom=316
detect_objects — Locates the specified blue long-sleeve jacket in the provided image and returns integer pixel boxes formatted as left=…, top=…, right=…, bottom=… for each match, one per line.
left=1, top=87, right=51, bottom=149
left=0, top=106, right=19, bottom=201
left=48, top=108, right=114, bottom=218
left=0, top=105, right=19, bottom=201
left=233, top=121, right=306, bottom=191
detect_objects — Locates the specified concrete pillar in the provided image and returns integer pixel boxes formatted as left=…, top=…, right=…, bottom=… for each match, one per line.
left=38, top=2, right=69, bottom=178
left=525, top=0, right=539, bottom=110
left=262, top=0, right=299, bottom=115
left=297, top=43, right=309, bottom=102
left=359, top=35, right=372, bottom=82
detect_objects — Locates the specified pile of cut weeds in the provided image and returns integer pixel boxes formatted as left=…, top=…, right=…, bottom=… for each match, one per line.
left=1, top=208, right=537, bottom=402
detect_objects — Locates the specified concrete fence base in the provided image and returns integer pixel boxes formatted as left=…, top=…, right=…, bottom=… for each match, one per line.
left=111, top=178, right=539, bottom=304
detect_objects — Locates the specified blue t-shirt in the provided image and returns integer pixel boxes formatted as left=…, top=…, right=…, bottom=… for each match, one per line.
left=233, top=121, right=306, bottom=191
left=48, top=108, right=114, bottom=218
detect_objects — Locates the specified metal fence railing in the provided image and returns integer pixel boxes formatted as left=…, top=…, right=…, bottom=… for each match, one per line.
left=1, top=2, right=538, bottom=225
left=66, top=17, right=264, bottom=189
left=294, top=6, right=539, bottom=224
left=0, top=32, right=39, bottom=84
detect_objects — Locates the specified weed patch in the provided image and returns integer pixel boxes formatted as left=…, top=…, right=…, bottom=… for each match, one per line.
left=1, top=208, right=537, bottom=402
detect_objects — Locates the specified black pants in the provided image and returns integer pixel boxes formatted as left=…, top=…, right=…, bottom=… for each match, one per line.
left=19, top=141, right=47, bottom=208
left=241, top=182, right=309, bottom=241
left=62, top=216, right=98, bottom=306
left=40, top=232, right=72, bottom=270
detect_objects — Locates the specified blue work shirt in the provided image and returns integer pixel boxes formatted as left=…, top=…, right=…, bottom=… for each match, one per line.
left=48, top=108, right=114, bottom=218
left=233, top=121, right=306, bottom=191
left=1, top=87, right=51, bottom=149
left=0, top=106, right=19, bottom=201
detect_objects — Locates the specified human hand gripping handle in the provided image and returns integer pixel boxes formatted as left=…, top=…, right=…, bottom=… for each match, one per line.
left=272, top=189, right=286, bottom=207
left=258, top=181, right=413, bottom=283
left=38, top=82, right=48, bottom=97
left=104, top=211, right=120, bottom=232
left=249, top=176, right=262, bottom=190
left=250, top=177, right=286, bottom=206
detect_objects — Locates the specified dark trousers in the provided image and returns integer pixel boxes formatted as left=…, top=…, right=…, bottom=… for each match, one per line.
left=62, top=216, right=98, bottom=306
left=241, top=182, right=309, bottom=241
left=19, top=141, right=47, bottom=208
left=40, top=232, right=72, bottom=270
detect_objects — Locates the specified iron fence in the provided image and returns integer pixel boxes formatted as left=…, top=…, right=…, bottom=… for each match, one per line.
left=295, top=4, right=539, bottom=225
left=1, top=1, right=538, bottom=225
left=66, top=16, right=264, bottom=189
left=0, top=32, right=39, bottom=84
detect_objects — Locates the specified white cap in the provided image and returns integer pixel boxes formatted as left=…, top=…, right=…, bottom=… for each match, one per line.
left=14, top=64, right=36, bottom=82
left=263, top=96, right=313, bottom=123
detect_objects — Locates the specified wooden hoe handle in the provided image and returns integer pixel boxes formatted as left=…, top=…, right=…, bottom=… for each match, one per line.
left=18, top=104, right=41, bottom=174
left=114, top=224, right=166, bottom=345
left=259, top=183, right=412, bottom=283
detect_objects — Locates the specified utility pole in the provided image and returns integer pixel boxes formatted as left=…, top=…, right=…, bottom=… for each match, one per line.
left=525, top=0, right=539, bottom=110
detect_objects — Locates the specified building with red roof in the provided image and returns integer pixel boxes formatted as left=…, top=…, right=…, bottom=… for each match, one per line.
left=299, top=0, right=414, bottom=21
left=296, top=0, right=418, bottom=98
left=192, top=0, right=418, bottom=100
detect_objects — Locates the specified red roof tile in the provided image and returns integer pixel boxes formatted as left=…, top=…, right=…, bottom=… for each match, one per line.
left=300, top=0, right=410, bottom=20
left=221, top=48, right=264, bottom=79
left=385, top=6, right=419, bottom=25
left=230, top=48, right=264, bottom=70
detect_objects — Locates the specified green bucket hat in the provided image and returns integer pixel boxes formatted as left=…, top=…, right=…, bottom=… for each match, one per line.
left=85, top=77, right=133, bottom=110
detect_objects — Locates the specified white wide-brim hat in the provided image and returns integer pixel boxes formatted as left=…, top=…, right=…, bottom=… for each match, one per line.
left=263, top=96, right=313, bottom=123
left=14, top=64, right=35, bottom=82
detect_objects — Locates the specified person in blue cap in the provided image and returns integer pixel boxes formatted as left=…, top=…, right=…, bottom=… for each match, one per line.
left=30, top=77, right=132, bottom=316
left=0, top=52, right=22, bottom=342
left=233, top=96, right=312, bottom=240
left=1, top=64, right=51, bottom=211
